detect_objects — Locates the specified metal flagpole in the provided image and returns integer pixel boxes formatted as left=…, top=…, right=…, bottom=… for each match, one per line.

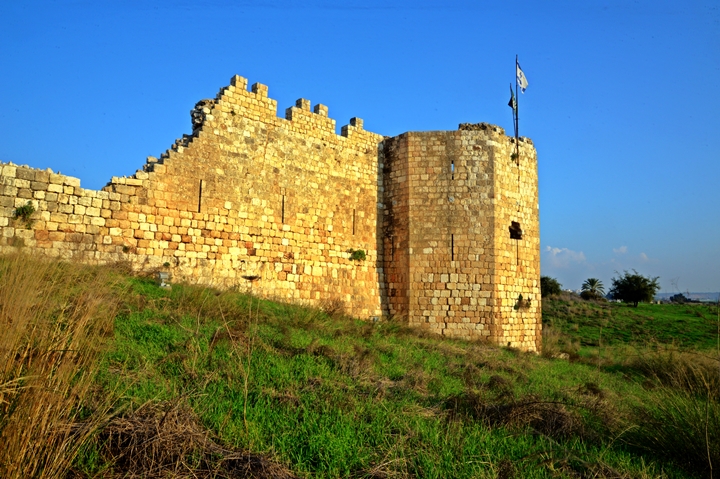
left=515, top=55, right=520, bottom=163
left=514, top=55, right=521, bottom=267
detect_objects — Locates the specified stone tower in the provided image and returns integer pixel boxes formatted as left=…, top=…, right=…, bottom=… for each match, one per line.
left=381, top=124, right=540, bottom=351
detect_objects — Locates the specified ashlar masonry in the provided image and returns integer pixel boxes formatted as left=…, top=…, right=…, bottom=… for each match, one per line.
left=0, top=75, right=541, bottom=351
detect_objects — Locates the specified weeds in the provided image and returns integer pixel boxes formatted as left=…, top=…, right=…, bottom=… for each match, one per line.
left=320, top=297, right=346, bottom=319
left=346, top=249, right=367, bottom=261
left=624, top=387, right=719, bottom=476
left=541, top=325, right=579, bottom=360
left=614, top=344, right=720, bottom=476
left=0, top=254, right=119, bottom=478
left=12, top=200, right=35, bottom=228
left=100, top=281, right=687, bottom=478
left=624, top=347, right=720, bottom=400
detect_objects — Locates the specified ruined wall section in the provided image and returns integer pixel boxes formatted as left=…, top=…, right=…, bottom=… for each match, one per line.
left=0, top=75, right=385, bottom=318
left=0, top=165, right=112, bottom=261
left=381, top=125, right=540, bottom=350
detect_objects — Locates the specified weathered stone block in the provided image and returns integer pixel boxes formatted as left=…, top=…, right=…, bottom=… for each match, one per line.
left=15, top=168, right=36, bottom=181
left=1, top=165, right=17, bottom=177
left=64, top=177, right=81, bottom=188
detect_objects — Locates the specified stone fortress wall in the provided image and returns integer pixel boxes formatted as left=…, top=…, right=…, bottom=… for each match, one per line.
left=0, top=75, right=540, bottom=351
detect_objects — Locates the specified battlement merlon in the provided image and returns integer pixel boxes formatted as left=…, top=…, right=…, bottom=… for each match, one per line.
left=314, top=104, right=329, bottom=117
left=340, top=117, right=366, bottom=137
left=217, top=75, right=380, bottom=141
left=284, top=98, right=335, bottom=129
left=230, top=74, right=248, bottom=90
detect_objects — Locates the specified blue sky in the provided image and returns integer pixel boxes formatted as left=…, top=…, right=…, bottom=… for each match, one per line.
left=1, top=0, right=718, bottom=293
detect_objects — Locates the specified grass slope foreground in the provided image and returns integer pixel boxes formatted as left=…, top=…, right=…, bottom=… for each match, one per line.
left=1, top=255, right=718, bottom=478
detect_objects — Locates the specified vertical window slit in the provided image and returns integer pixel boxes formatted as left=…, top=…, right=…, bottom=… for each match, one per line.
left=281, top=195, right=285, bottom=223
left=197, top=179, right=203, bottom=213
left=390, top=235, right=395, bottom=261
left=451, top=234, right=454, bottom=261
left=352, top=208, right=356, bottom=235
left=451, top=159, right=455, bottom=180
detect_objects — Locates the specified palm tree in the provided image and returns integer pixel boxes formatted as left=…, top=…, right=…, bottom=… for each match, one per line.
left=581, top=278, right=605, bottom=299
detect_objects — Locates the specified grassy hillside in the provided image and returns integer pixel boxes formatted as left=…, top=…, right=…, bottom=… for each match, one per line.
left=543, top=292, right=719, bottom=351
left=1, top=256, right=719, bottom=478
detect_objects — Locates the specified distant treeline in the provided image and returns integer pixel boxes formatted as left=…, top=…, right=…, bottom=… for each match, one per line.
left=655, top=292, right=720, bottom=303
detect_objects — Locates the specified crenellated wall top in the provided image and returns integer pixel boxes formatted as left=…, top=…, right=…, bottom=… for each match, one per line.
left=187, top=74, right=383, bottom=146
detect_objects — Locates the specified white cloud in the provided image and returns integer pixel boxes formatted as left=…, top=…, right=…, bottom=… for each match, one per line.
left=639, top=252, right=649, bottom=262
left=613, top=246, right=628, bottom=254
left=544, top=246, right=587, bottom=269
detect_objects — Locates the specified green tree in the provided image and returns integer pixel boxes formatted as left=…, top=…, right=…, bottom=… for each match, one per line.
left=669, top=293, right=689, bottom=303
left=540, top=276, right=562, bottom=297
left=609, top=270, right=660, bottom=307
left=580, top=278, right=605, bottom=300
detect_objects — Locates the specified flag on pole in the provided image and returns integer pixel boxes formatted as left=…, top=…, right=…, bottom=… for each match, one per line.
left=508, top=84, right=516, bottom=111
left=516, top=60, right=528, bottom=93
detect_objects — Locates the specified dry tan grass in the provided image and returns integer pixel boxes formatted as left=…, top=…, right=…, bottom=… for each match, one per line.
left=0, top=254, right=119, bottom=478
left=624, top=346, right=720, bottom=400
left=541, top=325, right=580, bottom=360
left=93, top=401, right=299, bottom=479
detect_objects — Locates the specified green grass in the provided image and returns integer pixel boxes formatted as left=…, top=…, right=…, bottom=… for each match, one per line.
left=542, top=293, right=719, bottom=351
left=77, top=277, right=717, bottom=478
left=2, top=259, right=716, bottom=478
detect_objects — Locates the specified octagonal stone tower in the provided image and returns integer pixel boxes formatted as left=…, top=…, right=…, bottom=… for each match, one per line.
left=381, top=123, right=540, bottom=351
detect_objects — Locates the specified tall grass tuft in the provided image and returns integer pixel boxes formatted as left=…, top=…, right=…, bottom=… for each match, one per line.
left=626, top=387, right=719, bottom=476
left=625, top=347, right=720, bottom=401
left=0, top=254, right=119, bottom=478
left=540, top=324, right=579, bottom=360
left=623, top=347, right=720, bottom=476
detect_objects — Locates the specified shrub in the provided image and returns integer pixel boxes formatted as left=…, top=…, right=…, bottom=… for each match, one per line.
left=669, top=293, right=688, bottom=303
left=580, top=290, right=604, bottom=301
left=347, top=249, right=366, bottom=261
left=513, top=294, right=531, bottom=310
left=12, top=201, right=35, bottom=228
left=541, top=276, right=562, bottom=297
